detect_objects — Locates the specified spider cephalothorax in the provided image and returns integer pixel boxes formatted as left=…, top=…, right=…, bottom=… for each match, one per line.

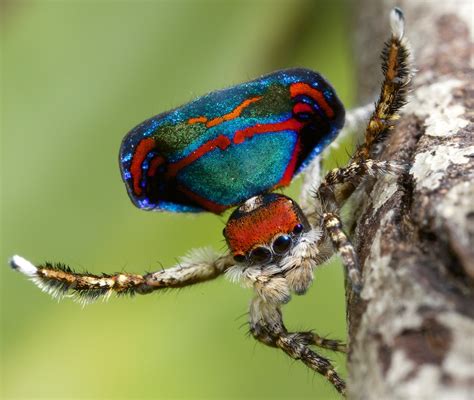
left=224, top=193, right=324, bottom=304
left=10, top=7, right=411, bottom=396
left=224, top=193, right=311, bottom=265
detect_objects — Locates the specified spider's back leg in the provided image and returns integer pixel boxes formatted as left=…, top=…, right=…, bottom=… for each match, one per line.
left=249, top=296, right=347, bottom=395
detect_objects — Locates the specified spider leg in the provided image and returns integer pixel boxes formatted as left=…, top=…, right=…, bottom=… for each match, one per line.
left=307, top=9, right=411, bottom=291
left=299, top=102, right=373, bottom=215
left=352, top=7, right=411, bottom=165
left=318, top=159, right=401, bottom=206
left=312, top=332, right=347, bottom=353
left=315, top=8, right=410, bottom=206
left=330, top=8, right=411, bottom=203
left=309, top=160, right=396, bottom=292
left=321, top=212, right=361, bottom=292
left=10, top=249, right=233, bottom=304
left=303, top=9, right=410, bottom=212
left=249, top=296, right=346, bottom=395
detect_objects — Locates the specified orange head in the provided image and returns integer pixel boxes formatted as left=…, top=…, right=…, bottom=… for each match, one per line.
left=223, top=193, right=310, bottom=264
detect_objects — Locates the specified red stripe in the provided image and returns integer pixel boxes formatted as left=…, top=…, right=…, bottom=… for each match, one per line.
left=233, top=119, right=303, bottom=144
left=187, top=96, right=262, bottom=128
left=167, top=135, right=231, bottom=177
left=167, top=119, right=303, bottom=179
left=205, top=96, right=262, bottom=128
left=289, top=82, right=334, bottom=118
left=130, top=138, right=156, bottom=196
left=147, top=155, right=165, bottom=177
left=188, top=116, right=208, bottom=124
left=278, top=138, right=300, bottom=187
left=177, top=185, right=228, bottom=214
left=293, top=102, right=313, bottom=115
left=165, top=118, right=305, bottom=209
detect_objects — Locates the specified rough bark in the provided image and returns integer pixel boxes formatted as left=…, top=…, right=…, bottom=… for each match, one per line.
left=346, top=1, right=474, bottom=399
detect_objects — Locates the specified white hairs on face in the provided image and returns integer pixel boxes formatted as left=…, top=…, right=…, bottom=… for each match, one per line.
left=280, top=228, right=323, bottom=272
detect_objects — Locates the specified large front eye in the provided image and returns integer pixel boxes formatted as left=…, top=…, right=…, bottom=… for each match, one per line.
left=249, top=246, right=272, bottom=264
left=272, top=234, right=292, bottom=255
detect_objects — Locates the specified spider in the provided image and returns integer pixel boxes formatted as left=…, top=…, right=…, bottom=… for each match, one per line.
left=10, top=7, right=410, bottom=396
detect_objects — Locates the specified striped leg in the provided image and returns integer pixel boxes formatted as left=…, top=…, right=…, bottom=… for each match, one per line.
left=352, top=7, right=411, bottom=164
left=276, top=330, right=347, bottom=353
left=315, top=161, right=398, bottom=292
left=311, top=9, right=411, bottom=293
left=331, top=8, right=411, bottom=203
left=312, top=332, right=347, bottom=353
left=249, top=296, right=346, bottom=395
left=318, top=159, right=401, bottom=206
left=276, top=333, right=346, bottom=395
left=322, top=212, right=361, bottom=292
left=10, top=249, right=233, bottom=305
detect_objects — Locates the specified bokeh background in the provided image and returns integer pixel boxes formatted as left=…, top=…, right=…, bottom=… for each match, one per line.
left=1, top=1, right=355, bottom=399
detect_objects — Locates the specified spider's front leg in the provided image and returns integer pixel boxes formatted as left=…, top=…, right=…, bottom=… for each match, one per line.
left=317, top=7, right=411, bottom=206
left=10, top=249, right=233, bottom=304
left=313, top=160, right=402, bottom=291
left=249, top=296, right=346, bottom=395
left=310, top=7, right=412, bottom=291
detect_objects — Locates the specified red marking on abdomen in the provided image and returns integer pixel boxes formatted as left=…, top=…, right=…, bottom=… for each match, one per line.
left=290, top=83, right=334, bottom=118
left=206, top=96, right=262, bottom=127
left=187, top=96, right=262, bottom=128
left=167, top=135, right=232, bottom=177
left=130, top=138, right=156, bottom=196
left=188, top=116, right=208, bottom=125
left=147, top=155, right=165, bottom=177
left=177, top=185, right=228, bottom=214
left=293, top=102, right=313, bottom=115
left=233, top=119, right=303, bottom=144
left=167, top=119, right=303, bottom=180
left=278, top=138, right=300, bottom=187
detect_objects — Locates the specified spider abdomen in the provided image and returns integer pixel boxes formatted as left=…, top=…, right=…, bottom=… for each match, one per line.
left=120, top=68, right=345, bottom=213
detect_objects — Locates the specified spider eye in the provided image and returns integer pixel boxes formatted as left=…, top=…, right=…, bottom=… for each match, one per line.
left=233, top=254, right=246, bottom=263
left=249, top=246, right=272, bottom=264
left=272, top=234, right=292, bottom=255
left=293, top=223, right=304, bottom=235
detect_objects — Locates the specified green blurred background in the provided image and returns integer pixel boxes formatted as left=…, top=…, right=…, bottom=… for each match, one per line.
left=1, top=1, right=355, bottom=399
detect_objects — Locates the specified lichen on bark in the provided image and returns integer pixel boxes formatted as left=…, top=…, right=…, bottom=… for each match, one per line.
left=346, top=1, right=474, bottom=399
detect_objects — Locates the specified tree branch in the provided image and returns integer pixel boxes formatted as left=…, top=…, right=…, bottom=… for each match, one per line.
left=347, top=1, right=474, bottom=398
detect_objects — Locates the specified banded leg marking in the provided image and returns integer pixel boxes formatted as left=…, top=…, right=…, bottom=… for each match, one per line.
left=249, top=297, right=347, bottom=395
left=319, top=159, right=401, bottom=206
left=353, top=7, right=411, bottom=164
left=10, top=250, right=233, bottom=304
left=322, top=213, right=361, bottom=292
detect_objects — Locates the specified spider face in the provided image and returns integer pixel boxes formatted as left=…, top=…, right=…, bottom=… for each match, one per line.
left=223, top=193, right=310, bottom=265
